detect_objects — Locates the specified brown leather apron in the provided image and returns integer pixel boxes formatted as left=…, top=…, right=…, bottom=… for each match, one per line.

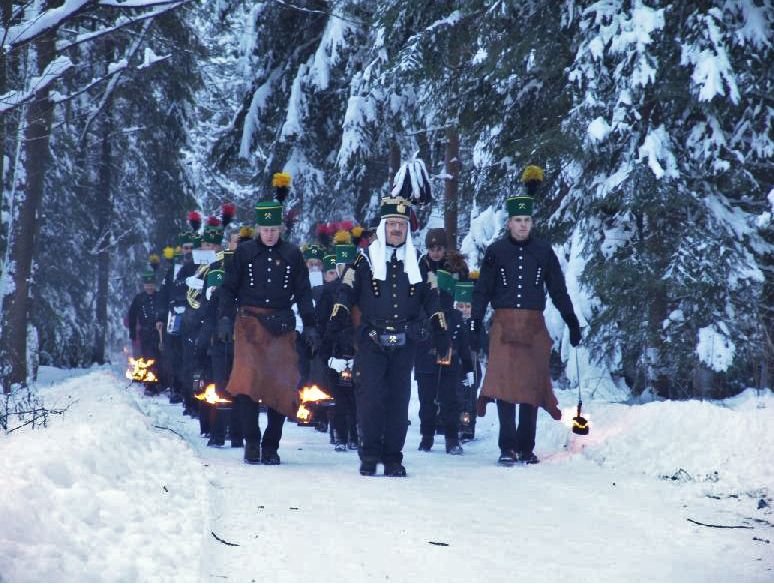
left=226, top=306, right=300, bottom=418
left=481, top=309, right=561, bottom=420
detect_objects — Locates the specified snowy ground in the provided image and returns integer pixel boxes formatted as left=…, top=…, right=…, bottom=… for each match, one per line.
left=0, top=366, right=772, bottom=582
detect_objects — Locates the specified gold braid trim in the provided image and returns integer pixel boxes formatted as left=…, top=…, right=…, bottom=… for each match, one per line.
left=331, top=303, right=350, bottom=319
left=430, top=311, right=447, bottom=331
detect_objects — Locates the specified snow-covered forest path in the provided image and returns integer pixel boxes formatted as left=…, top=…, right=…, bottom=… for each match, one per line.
left=1, top=368, right=771, bottom=582
left=138, top=375, right=771, bottom=582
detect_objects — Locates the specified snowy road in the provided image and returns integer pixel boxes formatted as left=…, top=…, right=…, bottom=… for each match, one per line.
left=1, top=368, right=771, bottom=582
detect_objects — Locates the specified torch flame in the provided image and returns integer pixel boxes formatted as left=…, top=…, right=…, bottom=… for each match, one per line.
left=297, top=403, right=312, bottom=423
left=125, top=357, right=158, bottom=383
left=194, top=383, right=232, bottom=404
left=298, top=384, right=332, bottom=403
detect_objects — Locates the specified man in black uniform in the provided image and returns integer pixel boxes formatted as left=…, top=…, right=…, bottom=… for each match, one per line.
left=217, top=173, right=319, bottom=466
left=471, top=166, right=582, bottom=466
left=156, top=217, right=201, bottom=404
left=127, top=266, right=162, bottom=394
left=331, top=196, right=449, bottom=477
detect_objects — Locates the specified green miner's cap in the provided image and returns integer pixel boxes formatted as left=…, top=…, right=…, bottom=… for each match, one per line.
left=255, top=200, right=283, bottom=227
left=506, top=196, right=533, bottom=217
left=202, top=216, right=224, bottom=245
left=191, top=234, right=202, bottom=249
left=206, top=268, right=224, bottom=288
left=323, top=254, right=337, bottom=271
left=335, top=244, right=357, bottom=265
left=436, top=269, right=457, bottom=295
left=303, top=244, right=324, bottom=261
left=380, top=196, right=411, bottom=220
left=141, top=270, right=156, bottom=284
left=455, top=281, right=473, bottom=303
left=178, top=231, right=196, bottom=246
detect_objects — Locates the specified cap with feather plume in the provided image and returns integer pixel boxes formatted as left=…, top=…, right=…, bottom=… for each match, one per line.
left=221, top=202, right=236, bottom=228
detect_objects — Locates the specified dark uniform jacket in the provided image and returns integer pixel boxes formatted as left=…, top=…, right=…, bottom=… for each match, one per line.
left=219, top=238, right=314, bottom=326
left=128, top=292, right=158, bottom=339
left=472, top=235, right=576, bottom=324
left=337, top=248, right=440, bottom=332
left=415, top=294, right=474, bottom=375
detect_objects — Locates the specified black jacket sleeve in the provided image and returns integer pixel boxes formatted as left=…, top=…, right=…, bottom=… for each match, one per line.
left=219, top=247, right=242, bottom=320
left=471, top=246, right=496, bottom=322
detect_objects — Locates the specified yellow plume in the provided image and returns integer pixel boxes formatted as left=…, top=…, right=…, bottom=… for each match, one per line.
left=148, top=253, right=161, bottom=265
left=162, top=246, right=175, bottom=260
left=521, top=165, right=544, bottom=183
left=239, top=226, right=254, bottom=239
left=469, top=270, right=480, bottom=280
left=351, top=225, right=364, bottom=238
left=272, top=172, right=291, bottom=188
left=334, top=230, right=352, bottom=244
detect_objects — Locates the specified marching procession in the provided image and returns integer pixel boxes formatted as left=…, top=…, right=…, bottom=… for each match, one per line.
left=126, top=164, right=582, bottom=476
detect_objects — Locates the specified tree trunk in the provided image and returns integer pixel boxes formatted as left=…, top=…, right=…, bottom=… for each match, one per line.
left=0, top=1, right=10, bottom=197
left=0, top=1, right=60, bottom=391
left=443, top=127, right=460, bottom=248
left=93, top=55, right=114, bottom=365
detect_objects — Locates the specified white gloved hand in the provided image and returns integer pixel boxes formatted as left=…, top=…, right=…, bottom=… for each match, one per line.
left=186, top=276, right=204, bottom=291
left=463, top=371, right=475, bottom=387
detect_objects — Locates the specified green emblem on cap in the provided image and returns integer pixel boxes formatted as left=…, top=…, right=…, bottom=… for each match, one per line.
left=303, top=244, right=324, bottom=261
left=506, top=196, right=534, bottom=217
left=255, top=200, right=283, bottom=226
left=335, top=244, right=356, bottom=264
left=203, top=226, right=224, bottom=245
left=323, top=254, right=337, bottom=271
left=454, top=281, right=473, bottom=303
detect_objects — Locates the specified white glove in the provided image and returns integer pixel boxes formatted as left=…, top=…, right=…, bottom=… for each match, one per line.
left=186, top=276, right=204, bottom=291
left=463, top=371, right=475, bottom=387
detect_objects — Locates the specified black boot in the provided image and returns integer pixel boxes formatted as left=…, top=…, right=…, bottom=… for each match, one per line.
left=244, top=440, right=261, bottom=464
left=518, top=451, right=539, bottom=465
left=383, top=462, right=407, bottom=477
left=497, top=449, right=517, bottom=466
left=359, top=459, right=377, bottom=476
left=445, top=436, right=463, bottom=455
left=418, top=435, right=433, bottom=452
left=261, top=448, right=281, bottom=465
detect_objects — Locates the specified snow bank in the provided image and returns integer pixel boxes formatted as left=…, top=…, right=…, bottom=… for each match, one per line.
left=0, top=369, right=207, bottom=582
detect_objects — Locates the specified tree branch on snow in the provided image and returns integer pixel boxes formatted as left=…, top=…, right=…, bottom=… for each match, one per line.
left=686, top=518, right=752, bottom=529
left=0, top=56, right=73, bottom=114
left=5, top=0, right=191, bottom=53
left=55, top=0, right=191, bottom=53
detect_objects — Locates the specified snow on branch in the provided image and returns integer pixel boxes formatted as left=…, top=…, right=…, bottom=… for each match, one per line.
left=5, top=0, right=191, bottom=52
left=80, top=19, right=152, bottom=141
left=0, top=56, right=73, bottom=114
left=4, top=0, right=91, bottom=49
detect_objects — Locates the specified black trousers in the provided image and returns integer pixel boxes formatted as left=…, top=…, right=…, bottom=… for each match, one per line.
left=330, top=368, right=357, bottom=443
left=416, top=367, right=461, bottom=439
left=236, top=395, right=284, bottom=452
left=162, top=333, right=185, bottom=393
left=496, top=400, right=538, bottom=454
left=208, top=339, right=241, bottom=443
left=354, top=339, right=415, bottom=465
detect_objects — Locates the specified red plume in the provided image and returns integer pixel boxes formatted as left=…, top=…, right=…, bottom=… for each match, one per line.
left=188, top=210, right=202, bottom=232
left=206, top=215, right=221, bottom=227
left=338, top=220, right=354, bottom=232
left=221, top=202, right=236, bottom=228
